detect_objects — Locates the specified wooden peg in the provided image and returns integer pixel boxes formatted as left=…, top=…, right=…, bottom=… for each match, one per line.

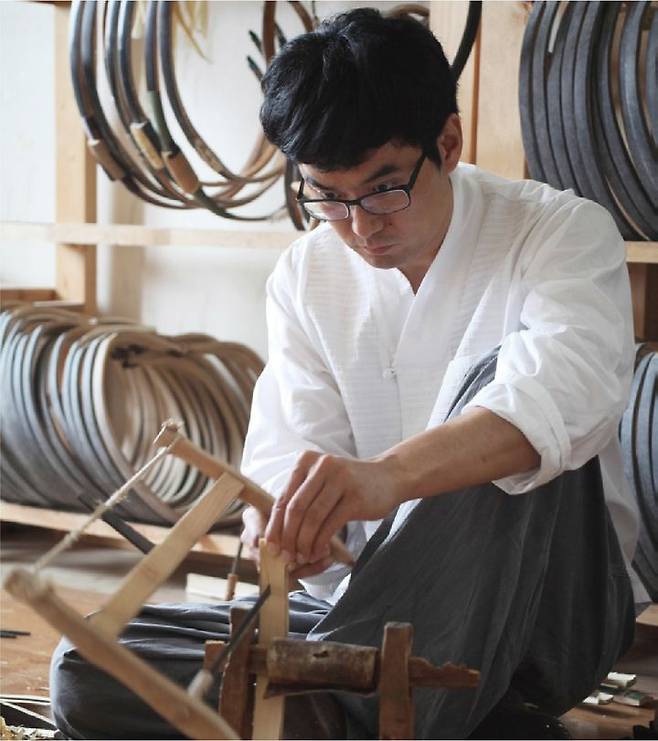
left=224, top=540, right=244, bottom=601
left=379, top=622, right=415, bottom=740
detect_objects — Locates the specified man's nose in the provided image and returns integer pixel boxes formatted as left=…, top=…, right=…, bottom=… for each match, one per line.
left=350, top=206, right=383, bottom=240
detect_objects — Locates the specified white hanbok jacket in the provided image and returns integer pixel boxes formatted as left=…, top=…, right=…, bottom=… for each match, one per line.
left=242, top=163, right=646, bottom=605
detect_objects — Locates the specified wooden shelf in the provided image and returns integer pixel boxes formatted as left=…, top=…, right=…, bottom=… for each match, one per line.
left=0, top=221, right=297, bottom=250
left=0, top=501, right=252, bottom=572
left=2, top=221, right=656, bottom=262
left=625, top=242, right=658, bottom=264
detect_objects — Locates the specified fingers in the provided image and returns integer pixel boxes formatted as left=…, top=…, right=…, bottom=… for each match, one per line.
left=265, top=451, right=352, bottom=566
left=265, top=451, right=319, bottom=558
left=292, top=484, right=343, bottom=564
left=289, top=555, right=334, bottom=582
left=309, top=500, right=351, bottom=563
left=280, top=471, right=327, bottom=563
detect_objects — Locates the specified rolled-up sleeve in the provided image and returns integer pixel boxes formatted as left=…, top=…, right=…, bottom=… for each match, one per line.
left=463, top=200, right=635, bottom=493
left=241, top=246, right=365, bottom=599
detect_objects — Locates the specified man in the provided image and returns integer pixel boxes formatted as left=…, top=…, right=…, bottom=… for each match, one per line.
left=239, top=5, right=644, bottom=735
left=50, top=8, right=644, bottom=739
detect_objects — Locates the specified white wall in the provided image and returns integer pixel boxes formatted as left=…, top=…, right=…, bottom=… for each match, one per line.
left=0, top=0, right=425, bottom=359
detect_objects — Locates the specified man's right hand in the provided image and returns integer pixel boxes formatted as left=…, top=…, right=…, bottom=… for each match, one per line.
left=241, top=505, right=334, bottom=582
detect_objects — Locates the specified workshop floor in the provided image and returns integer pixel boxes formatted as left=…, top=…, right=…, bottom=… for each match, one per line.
left=1, top=524, right=656, bottom=739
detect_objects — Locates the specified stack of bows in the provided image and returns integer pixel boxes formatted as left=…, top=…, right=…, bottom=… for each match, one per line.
left=0, top=305, right=263, bottom=526
left=519, top=1, right=657, bottom=240
left=620, top=344, right=658, bottom=600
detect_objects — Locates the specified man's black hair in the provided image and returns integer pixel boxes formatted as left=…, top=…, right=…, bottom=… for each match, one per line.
left=260, top=7, right=457, bottom=171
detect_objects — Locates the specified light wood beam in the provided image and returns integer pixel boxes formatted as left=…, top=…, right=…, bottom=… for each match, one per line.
left=475, top=1, right=528, bottom=179
left=4, top=569, right=238, bottom=740
left=54, top=3, right=97, bottom=313
left=90, top=474, right=245, bottom=639
left=430, top=1, right=480, bottom=163
left=252, top=539, right=289, bottom=741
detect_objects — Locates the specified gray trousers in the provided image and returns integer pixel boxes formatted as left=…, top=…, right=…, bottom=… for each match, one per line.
left=49, top=351, right=635, bottom=739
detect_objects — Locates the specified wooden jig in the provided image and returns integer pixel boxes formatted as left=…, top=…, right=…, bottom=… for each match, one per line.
left=4, top=421, right=479, bottom=740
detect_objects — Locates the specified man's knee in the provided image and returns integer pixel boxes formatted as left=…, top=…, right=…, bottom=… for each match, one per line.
left=50, top=636, right=95, bottom=739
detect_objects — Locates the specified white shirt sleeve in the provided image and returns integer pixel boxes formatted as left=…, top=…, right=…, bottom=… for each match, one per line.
left=241, top=247, right=366, bottom=600
left=463, top=199, right=635, bottom=493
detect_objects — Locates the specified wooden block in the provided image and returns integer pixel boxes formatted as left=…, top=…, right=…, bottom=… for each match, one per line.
left=625, top=242, right=658, bottom=264
left=4, top=568, right=238, bottom=740
left=219, top=606, right=257, bottom=740
left=379, top=623, right=414, bottom=740
left=252, top=539, right=289, bottom=741
left=475, top=2, right=529, bottom=179
left=91, top=473, right=244, bottom=639
left=430, top=1, right=480, bottom=163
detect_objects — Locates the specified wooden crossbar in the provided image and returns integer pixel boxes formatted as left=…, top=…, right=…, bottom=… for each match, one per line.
left=91, top=473, right=245, bottom=639
left=4, top=568, right=239, bottom=740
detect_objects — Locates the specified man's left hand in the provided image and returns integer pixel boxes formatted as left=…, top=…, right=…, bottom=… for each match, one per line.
left=264, top=451, right=406, bottom=567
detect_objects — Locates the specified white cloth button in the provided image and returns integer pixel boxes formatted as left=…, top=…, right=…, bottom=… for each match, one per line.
left=382, top=367, right=396, bottom=379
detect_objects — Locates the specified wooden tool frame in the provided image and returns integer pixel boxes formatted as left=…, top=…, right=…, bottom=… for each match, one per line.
left=206, top=616, right=481, bottom=739
left=4, top=423, right=480, bottom=740
left=1, top=422, right=316, bottom=739
left=4, top=468, right=250, bottom=739
left=3, top=432, right=294, bottom=739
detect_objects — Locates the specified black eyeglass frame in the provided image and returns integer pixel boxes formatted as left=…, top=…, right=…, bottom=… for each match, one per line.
left=296, top=152, right=427, bottom=222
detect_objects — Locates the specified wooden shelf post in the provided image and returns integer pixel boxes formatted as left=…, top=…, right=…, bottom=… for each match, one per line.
left=54, top=3, right=97, bottom=314
left=430, top=1, right=480, bottom=164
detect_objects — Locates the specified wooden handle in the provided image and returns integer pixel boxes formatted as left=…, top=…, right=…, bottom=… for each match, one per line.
left=224, top=572, right=239, bottom=601
left=164, top=150, right=199, bottom=193
left=154, top=422, right=355, bottom=567
left=130, top=122, right=164, bottom=170
left=87, top=139, right=125, bottom=181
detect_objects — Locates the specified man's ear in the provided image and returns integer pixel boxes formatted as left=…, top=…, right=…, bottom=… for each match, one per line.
left=436, top=113, right=463, bottom=173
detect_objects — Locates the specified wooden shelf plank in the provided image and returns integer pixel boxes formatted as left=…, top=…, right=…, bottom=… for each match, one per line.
left=626, top=242, right=658, bottom=264
left=0, top=221, right=297, bottom=250
left=0, top=501, right=246, bottom=563
left=0, top=288, right=57, bottom=303
left=4, top=222, right=657, bottom=263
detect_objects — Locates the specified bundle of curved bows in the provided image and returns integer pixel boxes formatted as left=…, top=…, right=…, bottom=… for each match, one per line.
left=519, top=1, right=657, bottom=240
left=0, top=305, right=263, bottom=526
left=69, top=1, right=480, bottom=229
left=620, top=344, right=658, bottom=600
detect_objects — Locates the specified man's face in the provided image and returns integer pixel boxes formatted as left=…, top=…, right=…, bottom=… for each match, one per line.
left=299, top=115, right=462, bottom=291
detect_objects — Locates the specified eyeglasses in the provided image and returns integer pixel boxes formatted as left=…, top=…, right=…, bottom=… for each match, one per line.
left=296, top=152, right=426, bottom=222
